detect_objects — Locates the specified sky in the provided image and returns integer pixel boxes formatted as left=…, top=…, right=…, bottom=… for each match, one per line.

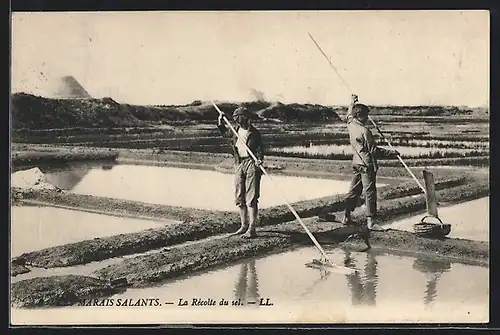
left=11, top=10, right=489, bottom=107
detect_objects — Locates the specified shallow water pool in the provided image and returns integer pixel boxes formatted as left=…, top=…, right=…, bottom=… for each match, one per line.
left=107, top=247, right=488, bottom=323
left=12, top=246, right=487, bottom=325
left=10, top=206, right=171, bottom=257
left=42, top=164, right=354, bottom=212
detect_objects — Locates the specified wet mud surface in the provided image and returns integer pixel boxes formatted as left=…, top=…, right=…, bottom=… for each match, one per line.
left=16, top=188, right=226, bottom=222
left=89, top=219, right=488, bottom=288
left=12, top=146, right=118, bottom=171
left=11, top=263, right=31, bottom=277
left=342, top=230, right=488, bottom=265
left=92, top=233, right=293, bottom=287
left=11, top=275, right=122, bottom=308
left=11, top=218, right=488, bottom=307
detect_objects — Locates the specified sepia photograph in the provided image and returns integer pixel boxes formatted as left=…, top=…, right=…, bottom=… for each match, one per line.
left=9, top=10, right=490, bottom=325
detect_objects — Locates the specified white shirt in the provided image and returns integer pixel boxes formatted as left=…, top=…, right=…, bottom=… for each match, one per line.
left=236, top=127, right=250, bottom=157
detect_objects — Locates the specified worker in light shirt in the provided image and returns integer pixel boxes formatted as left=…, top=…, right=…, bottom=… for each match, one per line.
left=217, top=107, right=265, bottom=238
left=343, top=94, right=399, bottom=230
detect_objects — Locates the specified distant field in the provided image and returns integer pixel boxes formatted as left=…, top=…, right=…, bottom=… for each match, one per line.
left=10, top=93, right=489, bottom=167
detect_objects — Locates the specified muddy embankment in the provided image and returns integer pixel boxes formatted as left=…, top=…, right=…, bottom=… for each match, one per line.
left=11, top=144, right=489, bottom=178
left=116, top=148, right=489, bottom=178
left=11, top=144, right=118, bottom=172
left=12, top=214, right=488, bottom=308
left=11, top=263, right=31, bottom=276
left=11, top=275, right=125, bottom=308
left=91, top=216, right=488, bottom=289
left=12, top=170, right=488, bottom=272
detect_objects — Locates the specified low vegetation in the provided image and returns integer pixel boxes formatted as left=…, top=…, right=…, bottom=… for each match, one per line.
left=350, top=105, right=488, bottom=117
left=11, top=93, right=342, bottom=134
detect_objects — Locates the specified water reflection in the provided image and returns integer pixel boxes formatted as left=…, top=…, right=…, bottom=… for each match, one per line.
left=412, top=257, right=452, bottom=307
left=231, top=250, right=453, bottom=309
left=40, top=161, right=117, bottom=190
left=343, top=249, right=378, bottom=306
left=30, top=163, right=352, bottom=212
left=233, top=259, right=260, bottom=307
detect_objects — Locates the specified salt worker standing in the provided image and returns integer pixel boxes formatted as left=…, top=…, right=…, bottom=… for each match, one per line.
left=343, top=94, right=399, bottom=231
left=217, top=107, right=264, bottom=238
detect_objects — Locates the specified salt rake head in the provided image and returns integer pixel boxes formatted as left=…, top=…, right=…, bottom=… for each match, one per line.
left=305, top=258, right=358, bottom=275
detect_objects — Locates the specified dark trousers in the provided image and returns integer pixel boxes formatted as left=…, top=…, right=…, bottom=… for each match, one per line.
left=345, top=165, right=377, bottom=217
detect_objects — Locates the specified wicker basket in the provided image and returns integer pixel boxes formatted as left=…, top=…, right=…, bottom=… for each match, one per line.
left=413, top=215, right=451, bottom=238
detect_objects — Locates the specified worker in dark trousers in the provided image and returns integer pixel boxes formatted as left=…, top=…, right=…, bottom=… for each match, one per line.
left=343, top=94, right=399, bottom=230
left=217, top=107, right=264, bottom=238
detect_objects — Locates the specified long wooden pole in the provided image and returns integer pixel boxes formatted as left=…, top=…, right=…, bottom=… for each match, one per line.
left=212, top=101, right=355, bottom=274
left=368, top=116, right=427, bottom=194
left=307, top=32, right=427, bottom=195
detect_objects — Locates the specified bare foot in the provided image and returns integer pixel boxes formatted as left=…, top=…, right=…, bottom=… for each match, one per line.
left=229, top=227, right=248, bottom=237
left=241, top=231, right=257, bottom=239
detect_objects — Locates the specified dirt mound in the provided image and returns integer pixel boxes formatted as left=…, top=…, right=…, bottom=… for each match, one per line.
left=11, top=93, right=145, bottom=129
left=257, top=102, right=341, bottom=122
left=11, top=93, right=342, bottom=130
left=53, top=76, right=92, bottom=99
left=11, top=167, right=59, bottom=191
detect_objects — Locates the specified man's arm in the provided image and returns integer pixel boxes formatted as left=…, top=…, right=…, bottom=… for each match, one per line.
left=216, top=114, right=234, bottom=139
left=345, top=94, right=358, bottom=122
left=365, top=130, right=399, bottom=157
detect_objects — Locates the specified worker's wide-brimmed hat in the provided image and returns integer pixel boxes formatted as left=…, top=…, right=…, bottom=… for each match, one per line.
left=233, top=107, right=251, bottom=118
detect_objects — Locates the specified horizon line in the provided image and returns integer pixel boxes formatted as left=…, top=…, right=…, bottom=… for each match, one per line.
left=11, top=91, right=489, bottom=110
